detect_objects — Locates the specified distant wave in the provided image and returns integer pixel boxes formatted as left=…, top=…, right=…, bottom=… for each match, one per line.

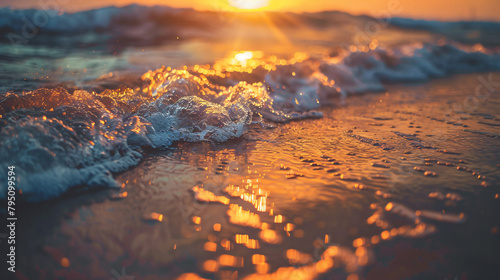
left=0, top=5, right=189, bottom=33
left=0, top=5, right=212, bottom=47
left=388, top=17, right=500, bottom=46
left=1, top=5, right=500, bottom=46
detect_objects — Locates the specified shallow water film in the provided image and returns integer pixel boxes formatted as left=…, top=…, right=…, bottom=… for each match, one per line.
left=1, top=3, right=500, bottom=280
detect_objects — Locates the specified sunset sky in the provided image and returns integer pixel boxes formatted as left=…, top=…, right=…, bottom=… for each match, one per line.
left=1, top=0, right=500, bottom=21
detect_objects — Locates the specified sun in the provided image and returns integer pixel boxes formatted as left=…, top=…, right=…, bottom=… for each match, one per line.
left=229, top=0, right=270, bottom=10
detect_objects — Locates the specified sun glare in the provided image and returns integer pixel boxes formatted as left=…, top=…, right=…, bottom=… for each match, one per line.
left=229, top=0, right=270, bottom=10
left=235, top=51, right=253, bottom=62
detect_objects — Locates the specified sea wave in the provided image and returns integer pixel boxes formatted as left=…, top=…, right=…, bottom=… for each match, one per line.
left=1, top=5, right=500, bottom=47
left=388, top=17, right=500, bottom=46
left=0, top=5, right=187, bottom=34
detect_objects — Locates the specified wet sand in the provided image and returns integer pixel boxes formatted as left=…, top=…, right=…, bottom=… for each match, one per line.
left=10, top=73, right=500, bottom=280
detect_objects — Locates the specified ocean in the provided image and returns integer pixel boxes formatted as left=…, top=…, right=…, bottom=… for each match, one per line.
left=0, top=4, right=499, bottom=280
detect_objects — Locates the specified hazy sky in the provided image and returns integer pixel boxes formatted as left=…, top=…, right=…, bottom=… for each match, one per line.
left=1, top=0, right=499, bottom=21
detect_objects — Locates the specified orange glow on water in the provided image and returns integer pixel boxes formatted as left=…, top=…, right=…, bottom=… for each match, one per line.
left=204, top=242, right=217, bottom=252
left=110, top=191, right=127, bottom=200
left=347, top=274, right=359, bottom=280
left=218, top=254, right=244, bottom=267
left=259, top=229, right=282, bottom=244
left=176, top=273, right=209, bottom=280
left=206, top=51, right=308, bottom=78
left=221, top=239, right=232, bottom=251
left=235, top=51, right=254, bottom=63
left=144, top=212, right=163, bottom=222
left=315, top=258, right=334, bottom=273
left=225, top=184, right=269, bottom=212
left=235, top=234, right=249, bottom=244
left=202, top=260, right=219, bottom=273
left=274, top=214, right=283, bottom=223
left=252, top=254, right=266, bottom=264
left=192, top=216, right=201, bottom=224
left=213, top=223, right=221, bottom=231
left=255, top=263, right=269, bottom=274
left=352, top=237, right=365, bottom=248
left=245, top=239, right=260, bottom=249
left=381, top=231, right=390, bottom=240
left=192, top=186, right=230, bottom=205
left=60, top=257, right=70, bottom=267
left=286, top=249, right=312, bottom=265
left=227, top=204, right=262, bottom=228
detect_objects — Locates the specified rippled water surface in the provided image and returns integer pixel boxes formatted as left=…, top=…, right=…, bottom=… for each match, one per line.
left=10, top=73, right=500, bottom=280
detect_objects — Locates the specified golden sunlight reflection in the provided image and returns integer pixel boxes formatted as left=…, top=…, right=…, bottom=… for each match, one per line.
left=235, top=51, right=254, bottom=64
left=60, top=257, right=70, bottom=268
left=286, top=249, right=312, bottom=265
left=240, top=244, right=366, bottom=280
left=274, top=214, right=283, bottom=223
left=204, top=51, right=307, bottom=77
left=227, top=204, right=262, bottom=228
left=176, top=273, right=209, bottom=280
left=176, top=135, right=474, bottom=280
left=224, top=183, right=268, bottom=212
left=221, top=239, right=232, bottom=251
left=143, top=212, right=163, bottom=222
left=218, top=254, right=244, bottom=267
left=235, top=234, right=249, bottom=244
left=110, top=191, right=128, bottom=200
left=245, top=239, right=260, bottom=249
left=252, top=254, right=266, bottom=264
left=203, top=242, right=217, bottom=252
left=213, top=223, right=222, bottom=232
left=192, top=186, right=230, bottom=204
left=202, top=260, right=219, bottom=273
left=259, top=229, right=282, bottom=244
